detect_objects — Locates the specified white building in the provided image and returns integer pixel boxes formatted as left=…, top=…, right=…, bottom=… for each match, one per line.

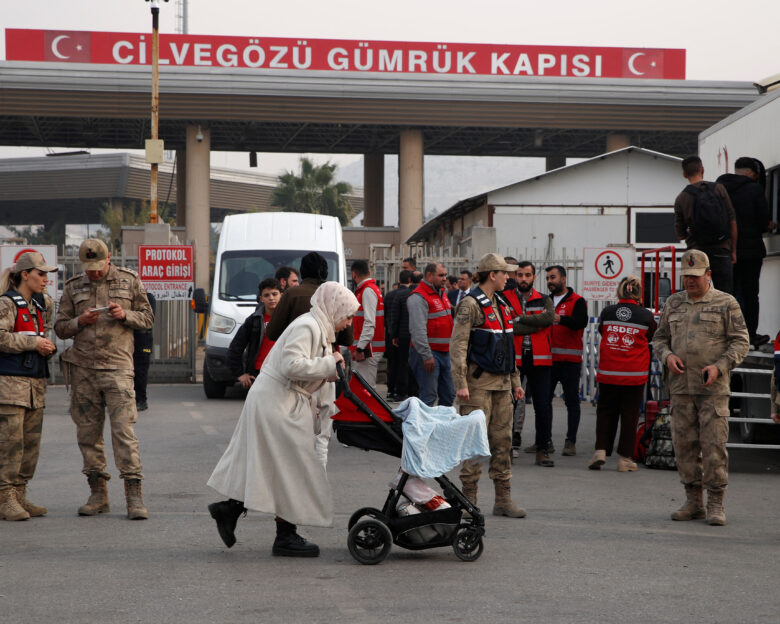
left=408, top=146, right=684, bottom=293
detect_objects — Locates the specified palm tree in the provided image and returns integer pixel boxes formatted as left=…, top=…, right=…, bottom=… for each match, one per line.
left=271, top=157, right=354, bottom=225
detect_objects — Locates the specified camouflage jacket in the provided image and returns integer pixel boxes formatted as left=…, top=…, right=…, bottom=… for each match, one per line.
left=450, top=294, right=521, bottom=392
left=652, top=286, right=749, bottom=396
left=0, top=292, right=53, bottom=409
left=55, top=264, right=154, bottom=370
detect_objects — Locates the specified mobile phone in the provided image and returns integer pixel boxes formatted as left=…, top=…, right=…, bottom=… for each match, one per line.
left=90, top=306, right=111, bottom=312
left=702, top=370, right=709, bottom=384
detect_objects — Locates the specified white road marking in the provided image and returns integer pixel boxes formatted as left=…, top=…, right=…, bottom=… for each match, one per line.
left=201, top=425, right=218, bottom=436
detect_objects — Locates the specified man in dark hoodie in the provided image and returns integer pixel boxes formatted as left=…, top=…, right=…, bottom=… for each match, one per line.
left=265, top=252, right=353, bottom=466
left=716, top=157, right=776, bottom=347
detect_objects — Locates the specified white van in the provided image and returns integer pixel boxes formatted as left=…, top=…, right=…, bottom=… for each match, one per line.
left=203, top=212, right=346, bottom=398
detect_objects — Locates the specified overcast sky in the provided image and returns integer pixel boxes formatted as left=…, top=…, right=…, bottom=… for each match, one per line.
left=2, top=0, right=779, bottom=173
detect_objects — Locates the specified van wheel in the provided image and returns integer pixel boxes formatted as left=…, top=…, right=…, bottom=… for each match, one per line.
left=203, top=363, right=226, bottom=399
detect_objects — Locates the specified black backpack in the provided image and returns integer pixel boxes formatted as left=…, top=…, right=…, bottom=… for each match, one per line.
left=683, top=182, right=729, bottom=246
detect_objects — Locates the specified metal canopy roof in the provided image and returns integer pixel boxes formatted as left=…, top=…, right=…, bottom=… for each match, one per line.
left=0, top=62, right=759, bottom=158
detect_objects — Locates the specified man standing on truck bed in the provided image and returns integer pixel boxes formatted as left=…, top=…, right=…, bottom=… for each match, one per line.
left=674, top=155, right=737, bottom=294
left=652, top=249, right=749, bottom=526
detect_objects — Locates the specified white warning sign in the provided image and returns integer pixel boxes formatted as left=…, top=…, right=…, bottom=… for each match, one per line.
left=582, top=247, right=635, bottom=301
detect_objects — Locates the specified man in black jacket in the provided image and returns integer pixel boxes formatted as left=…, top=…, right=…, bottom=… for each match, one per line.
left=716, top=157, right=776, bottom=347
left=226, top=278, right=281, bottom=388
left=390, top=270, right=417, bottom=401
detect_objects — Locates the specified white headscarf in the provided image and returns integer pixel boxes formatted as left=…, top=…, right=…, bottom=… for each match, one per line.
left=309, top=281, right=359, bottom=344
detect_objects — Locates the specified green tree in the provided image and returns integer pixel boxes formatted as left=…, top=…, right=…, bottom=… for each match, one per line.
left=271, top=157, right=354, bottom=225
left=99, top=200, right=172, bottom=252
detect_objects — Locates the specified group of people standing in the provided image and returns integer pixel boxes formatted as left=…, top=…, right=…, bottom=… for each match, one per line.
left=0, top=239, right=154, bottom=522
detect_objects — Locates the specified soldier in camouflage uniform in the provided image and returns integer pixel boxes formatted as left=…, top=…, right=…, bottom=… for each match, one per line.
left=54, top=239, right=154, bottom=520
left=652, top=249, right=749, bottom=526
left=450, top=253, right=526, bottom=518
left=0, top=252, right=58, bottom=521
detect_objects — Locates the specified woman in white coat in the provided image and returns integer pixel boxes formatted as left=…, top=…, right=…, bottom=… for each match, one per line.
left=207, top=281, right=358, bottom=557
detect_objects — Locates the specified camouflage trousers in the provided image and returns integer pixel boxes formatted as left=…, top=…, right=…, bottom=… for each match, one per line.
left=459, top=388, right=513, bottom=484
left=0, top=405, right=44, bottom=490
left=69, top=365, right=143, bottom=480
left=670, top=394, right=729, bottom=491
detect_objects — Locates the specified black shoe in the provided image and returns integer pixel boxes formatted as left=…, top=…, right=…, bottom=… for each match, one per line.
left=752, top=334, right=770, bottom=347
left=512, top=432, right=522, bottom=448
left=136, top=400, right=148, bottom=412
left=386, top=392, right=398, bottom=401
left=208, top=500, right=246, bottom=548
left=394, top=394, right=409, bottom=402
left=272, top=532, right=320, bottom=557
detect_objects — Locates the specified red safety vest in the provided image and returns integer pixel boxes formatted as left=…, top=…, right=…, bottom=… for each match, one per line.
left=596, top=299, right=654, bottom=386
left=468, top=289, right=515, bottom=375
left=503, top=288, right=552, bottom=367
left=352, top=279, right=385, bottom=354
left=0, top=290, right=47, bottom=378
left=410, top=281, right=453, bottom=352
left=551, top=288, right=585, bottom=363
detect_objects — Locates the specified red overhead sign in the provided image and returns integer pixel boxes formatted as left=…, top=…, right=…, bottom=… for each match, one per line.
left=5, top=29, right=685, bottom=79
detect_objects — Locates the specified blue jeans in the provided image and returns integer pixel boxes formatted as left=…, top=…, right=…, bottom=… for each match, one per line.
left=551, top=361, right=582, bottom=443
left=408, top=348, right=455, bottom=407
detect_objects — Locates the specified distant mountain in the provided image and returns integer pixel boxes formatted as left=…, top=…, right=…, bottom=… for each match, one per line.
left=338, top=155, right=548, bottom=226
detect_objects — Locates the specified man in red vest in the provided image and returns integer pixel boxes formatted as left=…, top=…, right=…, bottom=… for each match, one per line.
left=407, top=262, right=455, bottom=406
left=503, top=261, right=556, bottom=467
left=350, top=259, right=384, bottom=388
left=545, top=265, right=588, bottom=456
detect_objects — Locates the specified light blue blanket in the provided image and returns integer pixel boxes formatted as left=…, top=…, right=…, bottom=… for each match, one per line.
left=394, top=397, right=490, bottom=478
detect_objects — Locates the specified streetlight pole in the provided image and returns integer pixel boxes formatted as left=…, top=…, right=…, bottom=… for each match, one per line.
left=146, top=0, right=167, bottom=224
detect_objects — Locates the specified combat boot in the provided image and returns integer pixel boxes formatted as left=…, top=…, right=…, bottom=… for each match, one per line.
left=492, top=480, right=526, bottom=518
left=14, top=485, right=47, bottom=517
left=706, top=489, right=726, bottom=526
left=461, top=481, right=478, bottom=506
left=78, top=473, right=110, bottom=516
left=124, top=478, right=148, bottom=520
left=0, top=487, right=30, bottom=521
left=208, top=499, right=246, bottom=548
left=671, top=484, right=705, bottom=521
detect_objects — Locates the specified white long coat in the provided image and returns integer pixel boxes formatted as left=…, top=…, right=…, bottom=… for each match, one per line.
left=207, top=313, right=338, bottom=527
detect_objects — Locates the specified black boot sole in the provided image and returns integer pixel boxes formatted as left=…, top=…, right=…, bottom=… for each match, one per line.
left=271, top=545, right=320, bottom=558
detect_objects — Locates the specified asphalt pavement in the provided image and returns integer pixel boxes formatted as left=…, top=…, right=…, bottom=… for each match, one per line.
left=2, top=383, right=779, bottom=624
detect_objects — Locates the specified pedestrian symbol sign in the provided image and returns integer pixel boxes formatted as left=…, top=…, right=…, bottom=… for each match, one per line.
left=582, top=247, right=635, bottom=301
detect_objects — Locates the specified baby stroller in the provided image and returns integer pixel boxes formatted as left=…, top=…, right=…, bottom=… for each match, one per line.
left=333, top=362, right=485, bottom=565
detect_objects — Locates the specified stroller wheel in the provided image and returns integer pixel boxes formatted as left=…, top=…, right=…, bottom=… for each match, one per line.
left=452, top=525, right=484, bottom=562
left=347, top=518, right=393, bottom=565
left=347, top=507, right=384, bottom=531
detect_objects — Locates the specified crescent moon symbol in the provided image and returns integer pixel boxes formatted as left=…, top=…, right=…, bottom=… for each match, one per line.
left=52, top=35, right=70, bottom=59
left=628, top=52, right=644, bottom=76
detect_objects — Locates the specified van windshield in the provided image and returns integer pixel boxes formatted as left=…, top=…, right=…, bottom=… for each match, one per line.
left=218, top=250, right=339, bottom=301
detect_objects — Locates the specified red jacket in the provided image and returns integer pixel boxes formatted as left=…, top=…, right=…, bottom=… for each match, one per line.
left=352, top=279, right=385, bottom=354
left=597, top=299, right=655, bottom=385
left=411, top=281, right=453, bottom=352
left=551, top=288, right=586, bottom=364
left=503, top=288, right=552, bottom=367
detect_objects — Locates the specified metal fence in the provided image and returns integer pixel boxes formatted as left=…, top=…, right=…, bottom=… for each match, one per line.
left=50, top=253, right=196, bottom=384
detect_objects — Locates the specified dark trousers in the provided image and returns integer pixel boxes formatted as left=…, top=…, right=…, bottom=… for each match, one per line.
left=523, top=363, right=553, bottom=449
left=385, top=342, right=398, bottom=394
left=551, top=361, right=582, bottom=443
left=733, top=257, right=762, bottom=339
left=700, top=246, right=733, bottom=295
left=133, top=350, right=151, bottom=403
left=595, top=383, right=644, bottom=458
left=395, top=337, right=417, bottom=398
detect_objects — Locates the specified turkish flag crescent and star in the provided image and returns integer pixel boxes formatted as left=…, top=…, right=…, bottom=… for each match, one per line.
left=622, top=48, right=671, bottom=79
left=43, top=31, right=91, bottom=63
